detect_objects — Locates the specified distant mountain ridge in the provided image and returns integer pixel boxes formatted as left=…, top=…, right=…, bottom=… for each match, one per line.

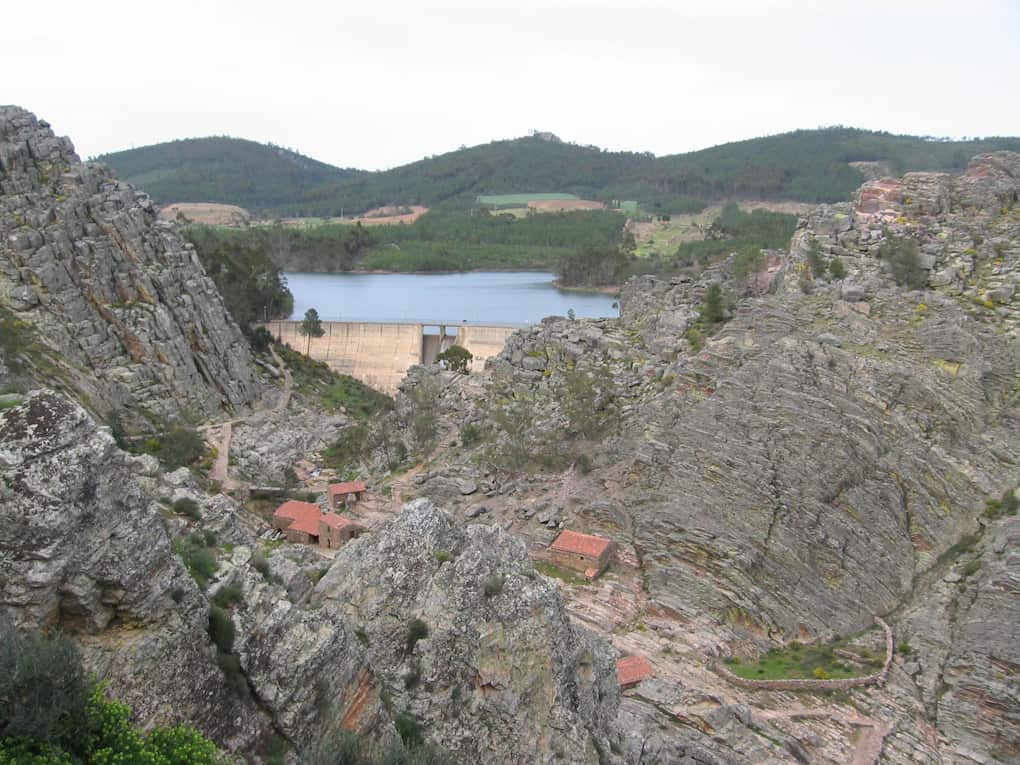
left=97, top=128, right=1020, bottom=218
left=97, top=136, right=365, bottom=213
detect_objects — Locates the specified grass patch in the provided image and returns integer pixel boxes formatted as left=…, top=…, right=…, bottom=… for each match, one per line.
left=477, top=192, right=579, bottom=207
left=534, top=560, right=590, bottom=586
left=729, top=635, right=881, bottom=681
left=275, top=343, right=392, bottom=418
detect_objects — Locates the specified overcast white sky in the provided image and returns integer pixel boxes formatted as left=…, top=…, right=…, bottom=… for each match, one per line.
left=2, top=0, right=1017, bottom=171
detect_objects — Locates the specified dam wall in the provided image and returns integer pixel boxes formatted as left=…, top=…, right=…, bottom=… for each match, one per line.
left=263, top=321, right=517, bottom=395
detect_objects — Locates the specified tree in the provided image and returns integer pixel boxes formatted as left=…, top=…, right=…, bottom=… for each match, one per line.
left=560, top=364, right=618, bottom=439
left=732, top=246, right=766, bottom=295
left=879, top=235, right=926, bottom=290
left=0, top=624, right=88, bottom=749
left=435, top=345, right=472, bottom=374
left=300, top=308, right=325, bottom=356
left=806, top=237, right=827, bottom=279
left=699, top=283, right=724, bottom=324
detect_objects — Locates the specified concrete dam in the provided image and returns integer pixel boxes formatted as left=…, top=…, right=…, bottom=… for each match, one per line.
left=263, top=321, right=518, bottom=395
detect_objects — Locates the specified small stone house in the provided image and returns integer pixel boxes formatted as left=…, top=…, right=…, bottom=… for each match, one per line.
left=319, top=513, right=366, bottom=549
left=549, top=530, right=615, bottom=579
left=616, top=655, right=654, bottom=688
left=272, top=500, right=367, bottom=549
left=328, top=481, right=367, bottom=510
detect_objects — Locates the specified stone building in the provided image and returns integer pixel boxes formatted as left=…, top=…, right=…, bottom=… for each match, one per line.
left=549, top=530, right=615, bottom=579
left=273, top=500, right=367, bottom=549
left=320, top=513, right=365, bottom=549
left=328, top=481, right=367, bottom=510
left=616, top=655, right=654, bottom=689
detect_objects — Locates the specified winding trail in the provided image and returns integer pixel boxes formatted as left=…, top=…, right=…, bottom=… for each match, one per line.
left=202, top=347, right=294, bottom=491
left=754, top=707, right=894, bottom=765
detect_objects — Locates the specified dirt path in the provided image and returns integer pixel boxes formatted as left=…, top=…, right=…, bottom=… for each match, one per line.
left=209, top=421, right=232, bottom=485
left=269, top=346, right=293, bottom=413
left=755, top=707, right=893, bottom=765
left=201, top=347, right=293, bottom=491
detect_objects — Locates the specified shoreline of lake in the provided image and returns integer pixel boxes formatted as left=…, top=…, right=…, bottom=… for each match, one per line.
left=283, top=270, right=618, bottom=324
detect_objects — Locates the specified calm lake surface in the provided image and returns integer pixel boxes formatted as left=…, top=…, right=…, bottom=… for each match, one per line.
left=285, top=271, right=618, bottom=325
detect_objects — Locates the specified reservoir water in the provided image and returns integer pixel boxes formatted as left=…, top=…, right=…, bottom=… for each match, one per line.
left=285, top=271, right=618, bottom=325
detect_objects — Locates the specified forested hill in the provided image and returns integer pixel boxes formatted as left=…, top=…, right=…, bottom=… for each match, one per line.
left=96, top=136, right=365, bottom=212
left=98, top=128, right=1020, bottom=217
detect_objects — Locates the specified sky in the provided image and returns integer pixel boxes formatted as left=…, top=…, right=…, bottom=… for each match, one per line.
left=2, top=0, right=1018, bottom=171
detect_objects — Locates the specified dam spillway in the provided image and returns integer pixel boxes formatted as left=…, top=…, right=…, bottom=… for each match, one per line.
left=262, top=321, right=519, bottom=395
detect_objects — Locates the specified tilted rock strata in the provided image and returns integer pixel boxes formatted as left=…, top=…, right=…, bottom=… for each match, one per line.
left=0, top=391, right=267, bottom=750
left=0, top=107, right=259, bottom=425
left=317, top=499, right=621, bottom=764
left=1, top=391, right=625, bottom=761
left=391, top=153, right=1020, bottom=764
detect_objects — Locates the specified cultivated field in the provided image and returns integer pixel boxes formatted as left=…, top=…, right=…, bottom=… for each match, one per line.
left=275, top=205, right=429, bottom=228
left=158, top=202, right=251, bottom=226
left=528, top=199, right=604, bottom=212
left=477, top=192, right=579, bottom=207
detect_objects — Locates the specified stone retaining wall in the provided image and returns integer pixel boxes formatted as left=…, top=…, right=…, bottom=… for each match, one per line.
left=716, top=617, right=893, bottom=692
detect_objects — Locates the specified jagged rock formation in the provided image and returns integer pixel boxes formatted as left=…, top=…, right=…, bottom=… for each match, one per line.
left=1, top=389, right=624, bottom=762
left=0, top=391, right=267, bottom=750
left=316, top=499, right=620, bottom=763
left=0, top=107, right=259, bottom=425
left=379, top=154, right=1020, bottom=764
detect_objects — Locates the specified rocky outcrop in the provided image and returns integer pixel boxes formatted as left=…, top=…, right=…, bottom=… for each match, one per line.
left=0, top=107, right=259, bottom=426
left=935, top=514, right=1020, bottom=763
left=316, top=499, right=621, bottom=764
left=384, top=153, right=1020, bottom=764
left=1, top=390, right=625, bottom=761
left=0, top=390, right=267, bottom=750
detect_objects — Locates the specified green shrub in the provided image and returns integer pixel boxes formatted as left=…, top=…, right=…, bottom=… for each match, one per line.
left=207, top=606, right=235, bottom=654
left=575, top=453, right=593, bottom=474
left=879, top=235, right=926, bottom=289
left=806, top=238, right=826, bottom=279
left=181, top=546, right=218, bottom=588
left=0, top=626, right=87, bottom=751
left=433, top=550, right=453, bottom=564
left=212, top=582, right=243, bottom=609
left=406, top=619, right=429, bottom=654
left=435, top=345, right=472, bottom=374
left=699, top=283, right=724, bottom=324
left=251, top=554, right=271, bottom=579
left=828, top=258, right=847, bottom=279
left=0, top=626, right=222, bottom=764
left=685, top=327, right=704, bottom=353
left=459, top=422, right=482, bottom=446
left=393, top=713, right=423, bottom=749
left=403, top=665, right=422, bottom=690
left=172, top=497, right=201, bottom=520
left=155, top=426, right=207, bottom=470
left=483, top=574, right=505, bottom=598
left=215, top=652, right=248, bottom=697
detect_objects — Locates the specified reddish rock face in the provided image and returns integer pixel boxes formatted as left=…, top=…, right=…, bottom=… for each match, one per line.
left=856, top=178, right=905, bottom=213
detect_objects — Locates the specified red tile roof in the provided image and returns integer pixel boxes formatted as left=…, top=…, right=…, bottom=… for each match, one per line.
left=550, top=530, right=613, bottom=559
left=320, top=513, right=363, bottom=530
left=329, top=481, right=367, bottom=496
left=274, top=500, right=321, bottom=536
left=616, top=655, right=654, bottom=687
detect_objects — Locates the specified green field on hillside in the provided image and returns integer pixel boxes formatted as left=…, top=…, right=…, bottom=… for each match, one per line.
left=477, top=192, right=579, bottom=207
